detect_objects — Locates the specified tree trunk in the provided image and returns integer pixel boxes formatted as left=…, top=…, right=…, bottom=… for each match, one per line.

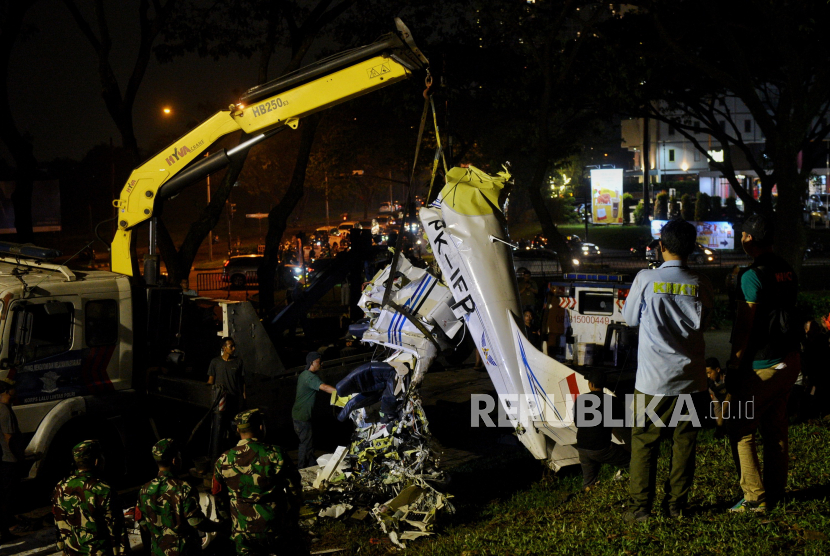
left=258, top=114, right=321, bottom=315
left=160, top=134, right=250, bottom=284
left=773, top=174, right=806, bottom=273
left=528, top=160, right=574, bottom=274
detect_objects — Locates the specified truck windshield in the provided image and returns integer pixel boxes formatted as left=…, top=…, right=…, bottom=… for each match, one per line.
left=10, top=302, right=74, bottom=365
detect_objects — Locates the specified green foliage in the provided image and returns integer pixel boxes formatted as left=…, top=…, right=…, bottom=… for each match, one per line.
left=661, top=179, right=700, bottom=198
left=545, top=195, right=578, bottom=224
left=632, top=200, right=647, bottom=225
left=695, top=192, right=711, bottom=221
left=797, top=292, right=830, bottom=327
left=656, top=192, right=669, bottom=220
left=680, top=193, right=694, bottom=220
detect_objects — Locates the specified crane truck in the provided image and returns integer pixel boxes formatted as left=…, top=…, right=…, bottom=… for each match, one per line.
left=0, top=20, right=429, bottom=485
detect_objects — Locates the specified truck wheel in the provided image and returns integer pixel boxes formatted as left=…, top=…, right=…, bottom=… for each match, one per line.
left=231, top=274, right=246, bottom=287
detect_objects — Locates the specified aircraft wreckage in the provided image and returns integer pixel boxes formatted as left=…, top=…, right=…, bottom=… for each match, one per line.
left=304, top=165, right=605, bottom=546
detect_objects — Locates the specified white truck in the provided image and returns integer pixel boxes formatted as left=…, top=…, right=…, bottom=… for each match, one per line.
left=0, top=244, right=280, bottom=482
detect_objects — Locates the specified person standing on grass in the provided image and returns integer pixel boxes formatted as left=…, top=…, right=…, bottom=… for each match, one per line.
left=622, top=219, right=714, bottom=522
left=574, top=370, right=631, bottom=491
left=291, top=352, right=336, bottom=469
left=726, top=214, right=800, bottom=513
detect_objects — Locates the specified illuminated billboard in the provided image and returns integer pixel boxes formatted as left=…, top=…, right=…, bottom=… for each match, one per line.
left=651, top=220, right=735, bottom=250
left=590, top=168, right=624, bottom=225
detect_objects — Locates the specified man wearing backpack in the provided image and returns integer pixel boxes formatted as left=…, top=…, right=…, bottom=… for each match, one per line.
left=727, top=213, right=800, bottom=512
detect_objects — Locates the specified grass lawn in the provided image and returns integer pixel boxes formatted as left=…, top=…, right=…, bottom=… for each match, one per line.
left=309, top=419, right=830, bottom=555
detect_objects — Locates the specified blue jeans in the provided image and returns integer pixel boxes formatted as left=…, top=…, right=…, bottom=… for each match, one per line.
left=293, top=420, right=314, bottom=469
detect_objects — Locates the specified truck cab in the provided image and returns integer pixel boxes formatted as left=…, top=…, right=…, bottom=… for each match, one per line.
left=548, top=272, right=637, bottom=369
left=0, top=243, right=283, bottom=484
left=0, top=252, right=133, bottom=433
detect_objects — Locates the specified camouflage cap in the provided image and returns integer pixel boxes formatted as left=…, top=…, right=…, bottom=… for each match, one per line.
left=72, top=440, right=102, bottom=463
left=152, top=438, right=178, bottom=462
left=234, top=408, right=263, bottom=432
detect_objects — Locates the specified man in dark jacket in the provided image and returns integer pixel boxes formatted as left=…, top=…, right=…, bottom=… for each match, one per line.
left=727, top=213, right=800, bottom=512
left=574, top=370, right=630, bottom=491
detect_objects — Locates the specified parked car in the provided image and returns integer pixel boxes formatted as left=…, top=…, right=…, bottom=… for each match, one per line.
left=222, top=255, right=263, bottom=287
left=379, top=201, right=403, bottom=213
left=316, top=226, right=341, bottom=236
left=375, top=215, right=395, bottom=227
left=512, top=248, right=561, bottom=278
left=644, top=239, right=719, bottom=266
left=338, top=220, right=361, bottom=233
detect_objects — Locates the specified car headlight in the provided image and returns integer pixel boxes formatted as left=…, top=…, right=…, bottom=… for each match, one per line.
left=704, top=249, right=712, bottom=255
left=293, top=268, right=302, bottom=274
left=572, top=258, right=580, bottom=266
left=582, top=246, right=589, bottom=251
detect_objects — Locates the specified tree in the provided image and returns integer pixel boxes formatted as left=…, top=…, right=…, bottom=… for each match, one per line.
left=605, top=0, right=830, bottom=268
left=694, top=192, right=710, bottom=221
left=464, top=1, right=616, bottom=272
left=62, top=0, right=178, bottom=164
left=655, top=192, right=668, bottom=220
left=680, top=193, right=693, bottom=221
left=149, top=0, right=357, bottom=303
left=0, top=0, right=40, bottom=242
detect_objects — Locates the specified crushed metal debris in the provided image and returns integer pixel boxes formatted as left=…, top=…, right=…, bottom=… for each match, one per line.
left=301, top=395, right=454, bottom=548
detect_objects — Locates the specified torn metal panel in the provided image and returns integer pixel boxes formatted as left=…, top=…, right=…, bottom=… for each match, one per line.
left=313, top=446, right=348, bottom=489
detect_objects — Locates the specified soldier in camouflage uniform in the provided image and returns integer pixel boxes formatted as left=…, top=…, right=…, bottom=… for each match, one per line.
left=136, top=439, right=219, bottom=555
left=212, top=409, right=305, bottom=555
left=52, top=440, right=129, bottom=556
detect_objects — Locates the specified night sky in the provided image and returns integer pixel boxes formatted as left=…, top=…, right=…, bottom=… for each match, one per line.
left=4, top=2, right=294, bottom=163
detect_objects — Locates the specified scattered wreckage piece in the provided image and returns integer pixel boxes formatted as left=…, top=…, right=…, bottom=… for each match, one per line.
left=303, top=394, right=453, bottom=546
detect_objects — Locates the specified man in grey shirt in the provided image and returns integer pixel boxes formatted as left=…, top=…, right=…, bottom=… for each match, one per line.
left=0, top=378, right=21, bottom=544
left=622, top=219, right=714, bottom=522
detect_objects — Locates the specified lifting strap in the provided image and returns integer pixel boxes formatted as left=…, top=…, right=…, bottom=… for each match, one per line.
left=380, top=74, right=431, bottom=311
left=425, top=97, right=448, bottom=205
left=378, top=73, right=445, bottom=353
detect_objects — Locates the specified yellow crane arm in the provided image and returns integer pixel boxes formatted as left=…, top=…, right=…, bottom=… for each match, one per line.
left=111, top=19, right=428, bottom=276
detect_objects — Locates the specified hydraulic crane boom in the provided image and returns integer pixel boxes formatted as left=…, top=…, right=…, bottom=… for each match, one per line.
left=111, top=19, right=428, bottom=277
